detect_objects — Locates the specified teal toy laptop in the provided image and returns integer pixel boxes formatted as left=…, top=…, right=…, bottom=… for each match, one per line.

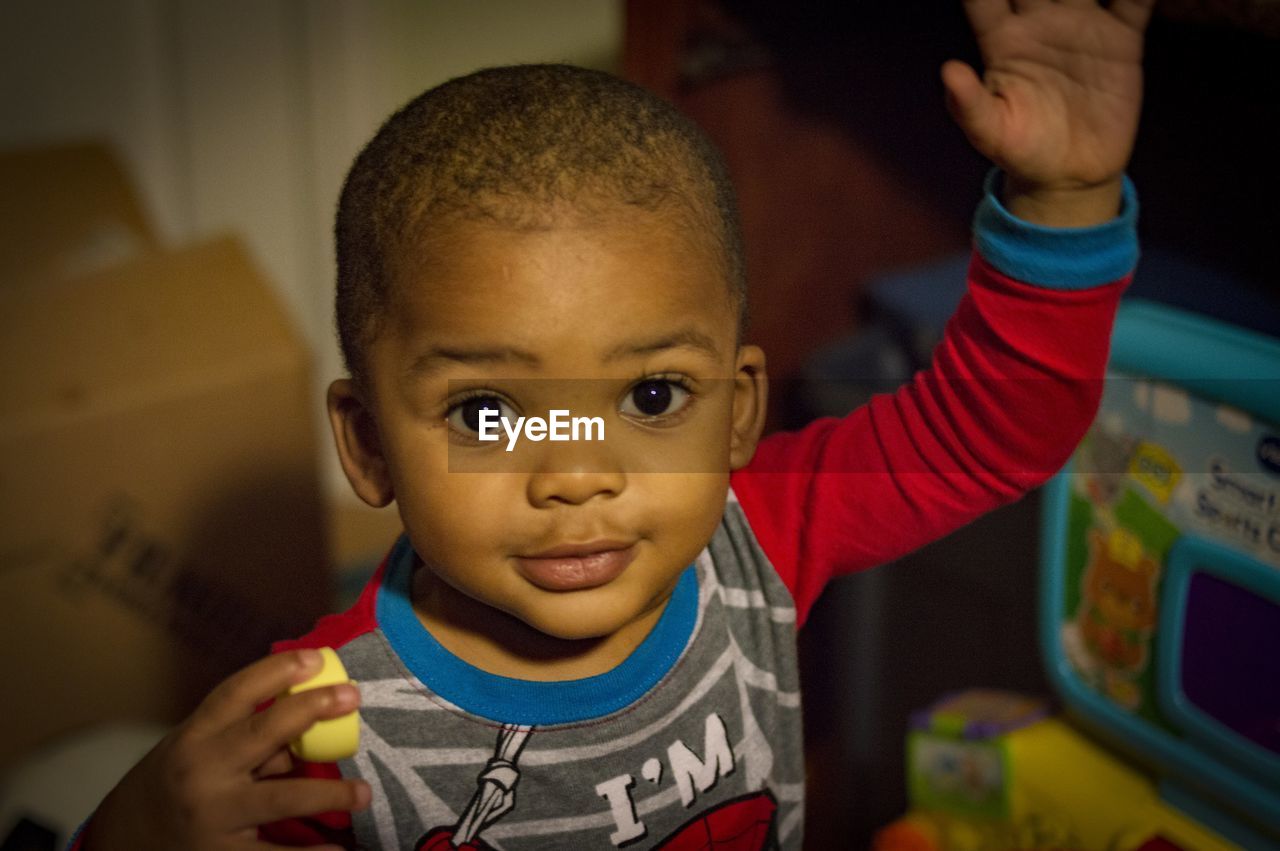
left=1040, top=299, right=1280, bottom=848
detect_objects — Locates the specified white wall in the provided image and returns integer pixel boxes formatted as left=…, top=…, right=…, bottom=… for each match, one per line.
left=0, top=0, right=623, bottom=499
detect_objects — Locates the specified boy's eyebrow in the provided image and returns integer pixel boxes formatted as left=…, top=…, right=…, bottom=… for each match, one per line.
left=601, top=329, right=722, bottom=363
left=407, top=345, right=541, bottom=377
left=405, top=329, right=721, bottom=378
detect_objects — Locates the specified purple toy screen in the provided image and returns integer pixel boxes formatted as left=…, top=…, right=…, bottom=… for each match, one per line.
left=1181, top=571, right=1280, bottom=757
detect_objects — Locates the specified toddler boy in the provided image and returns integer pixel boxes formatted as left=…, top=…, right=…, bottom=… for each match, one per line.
left=78, top=1, right=1153, bottom=848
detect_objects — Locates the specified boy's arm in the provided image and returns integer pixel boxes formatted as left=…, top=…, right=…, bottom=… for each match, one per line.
left=731, top=0, right=1154, bottom=626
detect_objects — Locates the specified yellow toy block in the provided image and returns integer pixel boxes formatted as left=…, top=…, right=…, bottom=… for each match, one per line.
left=282, top=647, right=360, bottom=762
left=906, top=708, right=1241, bottom=850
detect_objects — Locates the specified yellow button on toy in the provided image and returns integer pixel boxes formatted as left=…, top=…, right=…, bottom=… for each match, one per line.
left=283, top=647, right=359, bottom=762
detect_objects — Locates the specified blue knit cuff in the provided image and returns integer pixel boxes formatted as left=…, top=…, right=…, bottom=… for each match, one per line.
left=974, top=169, right=1139, bottom=289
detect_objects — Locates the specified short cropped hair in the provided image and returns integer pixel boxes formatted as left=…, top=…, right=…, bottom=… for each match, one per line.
left=334, top=64, right=745, bottom=385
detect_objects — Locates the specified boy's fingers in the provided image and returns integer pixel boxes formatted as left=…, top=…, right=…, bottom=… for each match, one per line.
left=253, top=748, right=296, bottom=779
left=226, top=683, right=360, bottom=771
left=1109, top=0, right=1156, bottom=32
left=190, top=650, right=324, bottom=735
left=231, top=778, right=371, bottom=829
left=960, top=0, right=1011, bottom=36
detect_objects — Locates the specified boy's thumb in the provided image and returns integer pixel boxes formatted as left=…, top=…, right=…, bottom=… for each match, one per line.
left=940, top=60, right=998, bottom=154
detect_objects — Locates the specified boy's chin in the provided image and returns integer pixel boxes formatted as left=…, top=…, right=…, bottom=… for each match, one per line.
left=514, top=593, right=663, bottom=644
left=520, top=606, right=633, bottom=642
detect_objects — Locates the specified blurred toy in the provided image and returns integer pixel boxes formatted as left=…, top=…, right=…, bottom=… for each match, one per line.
left=905, top=689, right=1047, bottom=822
left=1075, top=527, right=1161, bottom=709
left=878, top=688, right=1239, bottom=851
left=282, top=647, right=359, bottom=762
left=878, top=301, right=1280, bottom=851
left=875, top=294, right=1274, bottom=849
left=872, top=810, right=1044, bottom=851
left=1042, top=301, right=1279, bottom=845
left=871, top=812, right=944, bottom=851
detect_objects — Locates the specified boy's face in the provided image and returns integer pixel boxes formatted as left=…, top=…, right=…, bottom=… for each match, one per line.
left=329, top=205, right=766, bottom=646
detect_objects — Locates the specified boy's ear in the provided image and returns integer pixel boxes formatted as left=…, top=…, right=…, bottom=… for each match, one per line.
left=729, top=345, right=768, bottom=470
left=328, top=379, right=395, bottom=507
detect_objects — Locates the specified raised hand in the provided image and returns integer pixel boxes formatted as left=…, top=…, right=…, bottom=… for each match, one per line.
left=943, top=0, right=1156, bottom=225
left=80, top=650, right=368, bottom=851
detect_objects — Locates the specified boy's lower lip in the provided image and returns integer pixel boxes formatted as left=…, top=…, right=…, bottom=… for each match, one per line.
left=515, top=544, right=638, bottom=591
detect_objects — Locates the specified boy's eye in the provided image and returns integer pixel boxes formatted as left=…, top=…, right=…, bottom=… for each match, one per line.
left=447, top=395, right=516, bottom=436
left=621, top=379, right=690, bottom=419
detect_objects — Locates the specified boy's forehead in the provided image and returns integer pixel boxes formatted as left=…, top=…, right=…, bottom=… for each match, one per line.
left=382, top=206, right=738, bottom=361
left=399, top=203, right=731, bottom=303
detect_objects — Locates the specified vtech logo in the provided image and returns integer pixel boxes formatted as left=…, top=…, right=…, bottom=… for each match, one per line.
left=1259, top=434, right=1280, bottom=476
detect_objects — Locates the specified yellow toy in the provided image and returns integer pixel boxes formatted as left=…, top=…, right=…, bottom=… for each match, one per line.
left=281, top=647, right=360, bottom=762
left=876, top=689, right=1240, bottom=851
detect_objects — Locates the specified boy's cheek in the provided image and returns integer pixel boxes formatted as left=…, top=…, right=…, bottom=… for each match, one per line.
left=640, top=472, right=731, bottom=543
left=616, top=411, right=736, bottom=475
left=397, top=472, right=521, bottom=537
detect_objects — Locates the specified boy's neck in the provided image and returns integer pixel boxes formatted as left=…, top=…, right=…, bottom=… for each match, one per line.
left=410, top=562, right=669, bottom=681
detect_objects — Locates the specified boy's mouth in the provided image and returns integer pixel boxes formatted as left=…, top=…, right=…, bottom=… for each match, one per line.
left=515, top=541, right=637, bottom=592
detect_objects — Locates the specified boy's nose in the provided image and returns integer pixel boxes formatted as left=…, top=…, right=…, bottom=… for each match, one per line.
left=526, top=447, right=626, bottom=506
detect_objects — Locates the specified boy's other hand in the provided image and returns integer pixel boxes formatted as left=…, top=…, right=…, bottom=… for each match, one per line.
left=942, top=0, right=1156, bottom=226
left=80, top=649, right=369, bottom=851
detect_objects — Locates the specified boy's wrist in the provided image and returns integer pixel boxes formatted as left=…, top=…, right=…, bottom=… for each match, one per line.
left=974, top=168, right=1138, bottom=290
left=1000, top=174, right=1126, bottom=228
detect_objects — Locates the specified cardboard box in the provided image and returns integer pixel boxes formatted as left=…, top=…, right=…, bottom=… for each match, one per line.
left=0, top=149, right=330, bottom=771
left=0, top=143, right=158, bottom=287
